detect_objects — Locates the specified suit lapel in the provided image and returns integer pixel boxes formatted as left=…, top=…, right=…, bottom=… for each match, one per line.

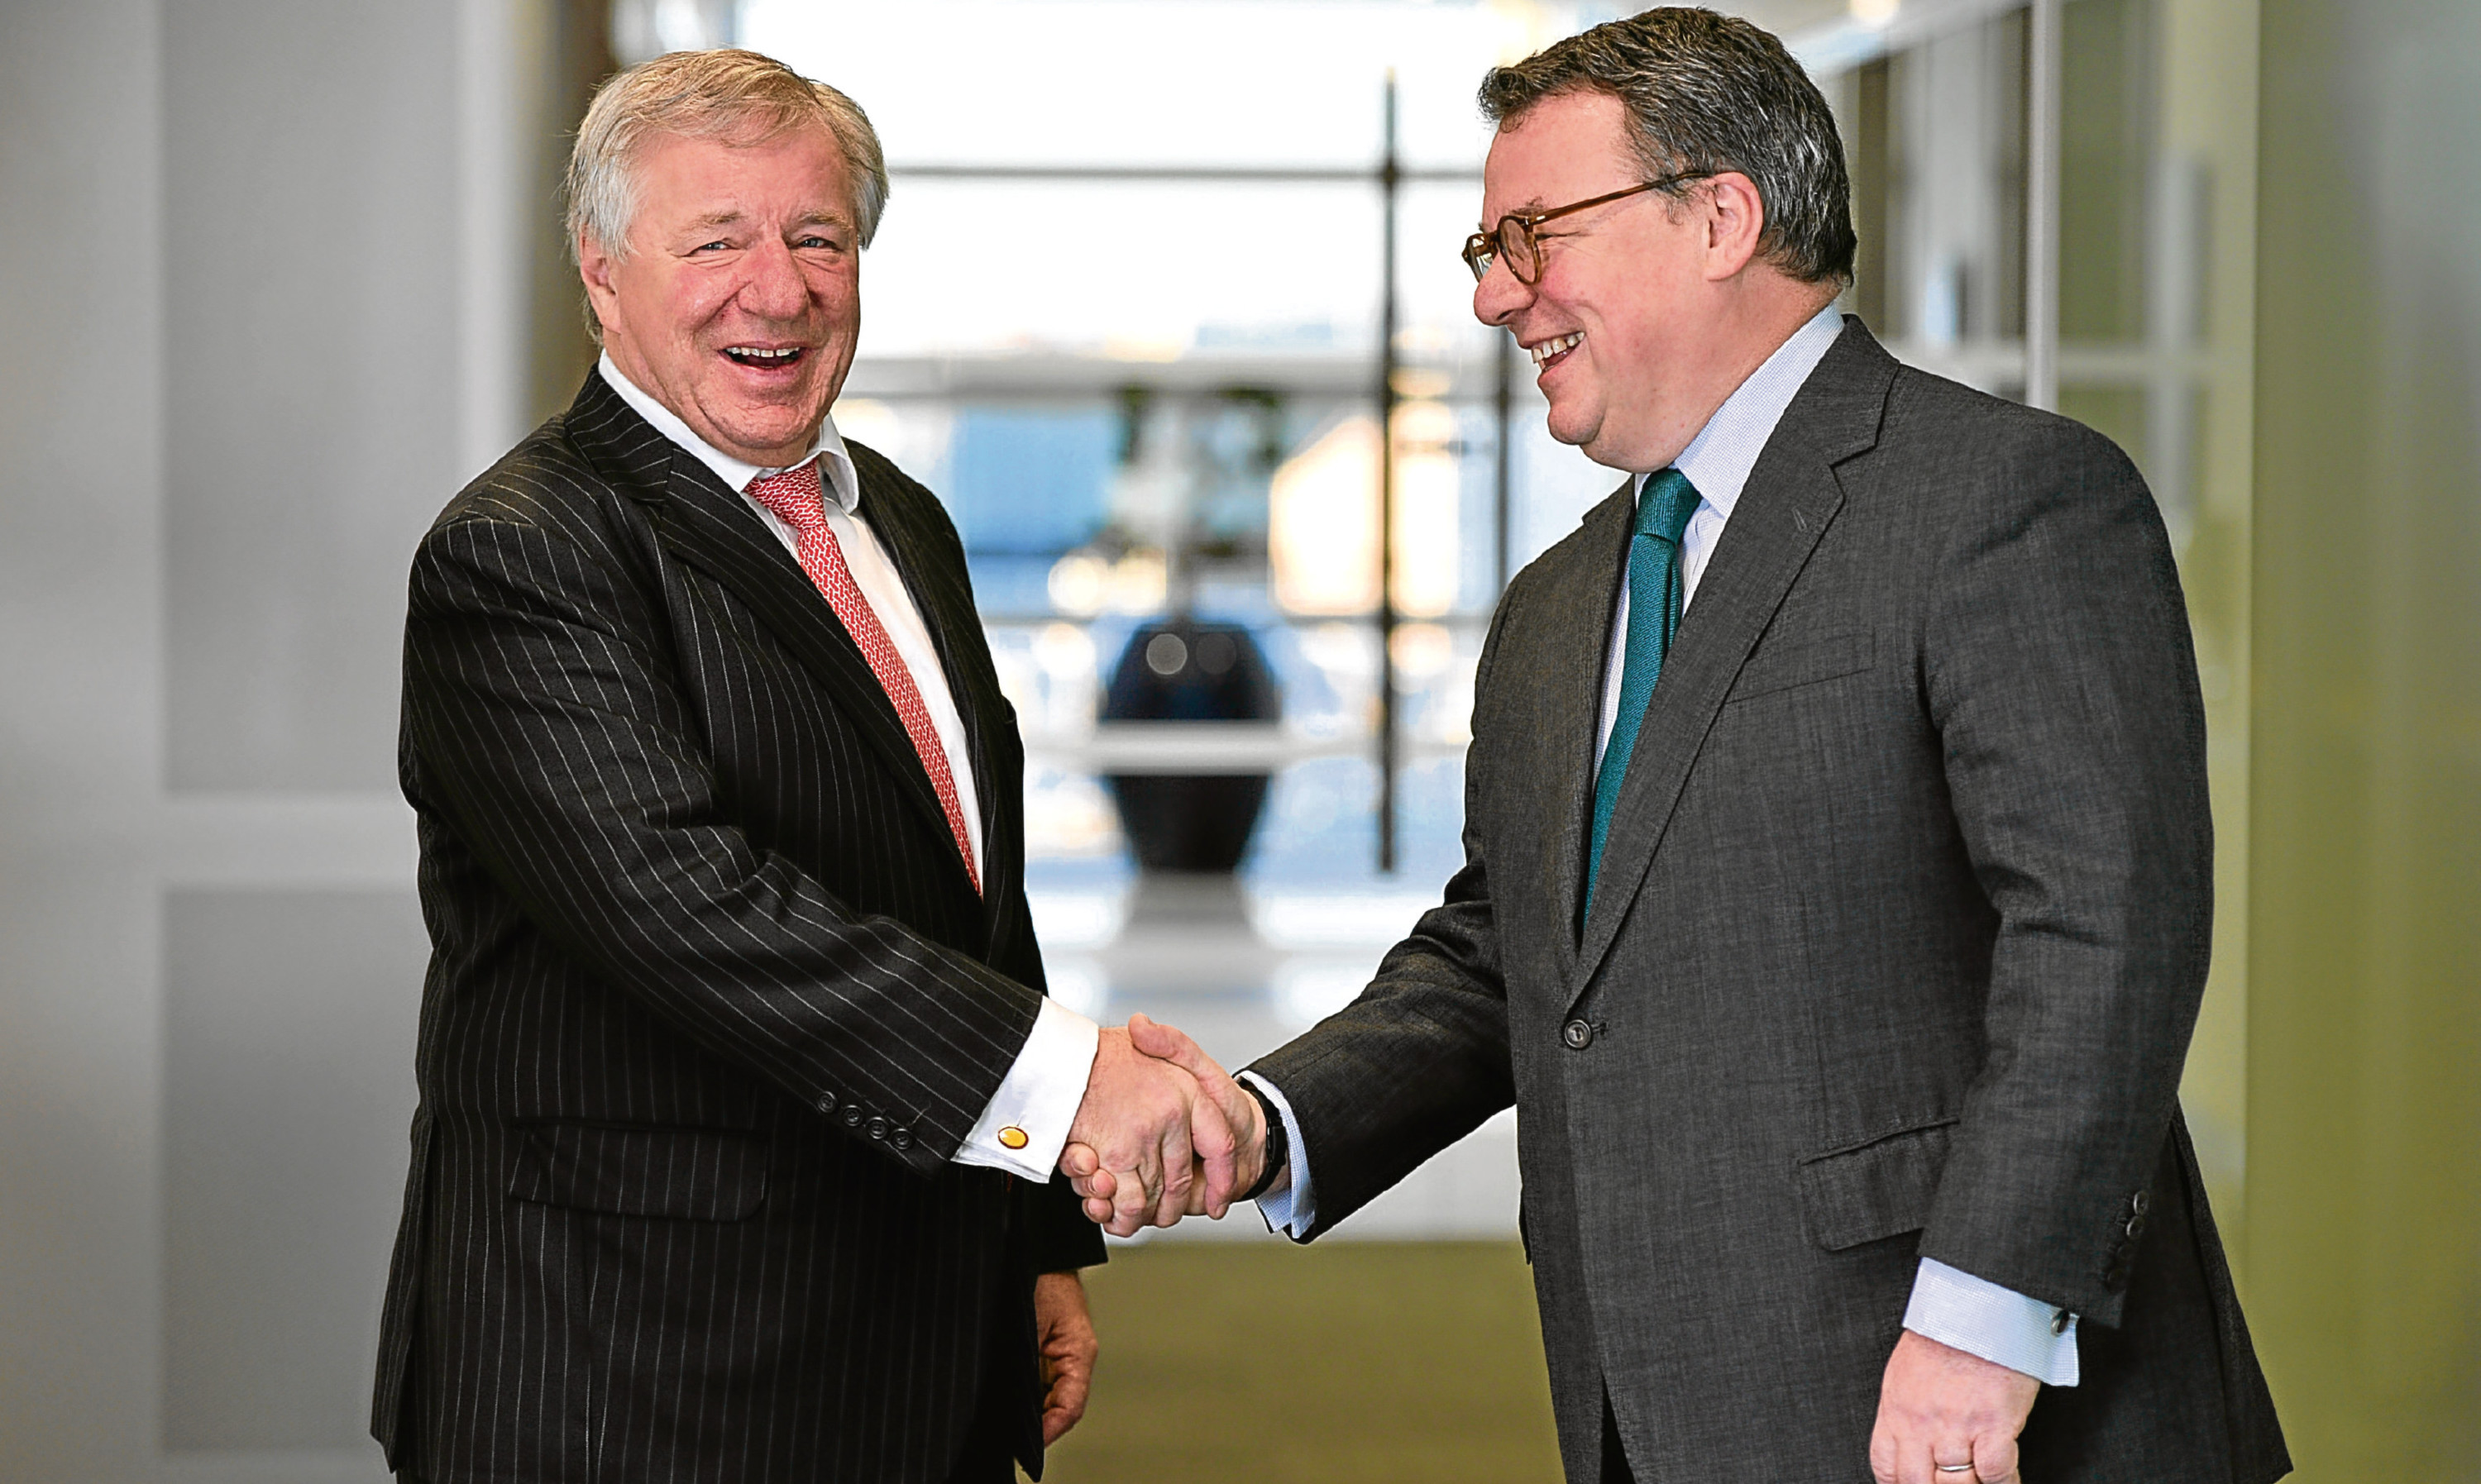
left=852, top=455, right=997, bottom=826
left=850, top=447, right=1022, bottom=939
left=1570, top=323, right=1897, bottom=1001
left=1532, top=483, right=1638, bottom=971
left=567, top=377, right=965, bottom=879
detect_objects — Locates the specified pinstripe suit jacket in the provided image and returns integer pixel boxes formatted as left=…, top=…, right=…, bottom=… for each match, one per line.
left=1250, top=323, right=2286, bottom=1482
left=371, top=371, right=1101, bottom=1484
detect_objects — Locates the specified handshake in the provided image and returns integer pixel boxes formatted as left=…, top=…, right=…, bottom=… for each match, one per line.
left=1059, top=1013, right=1279, bottom=1238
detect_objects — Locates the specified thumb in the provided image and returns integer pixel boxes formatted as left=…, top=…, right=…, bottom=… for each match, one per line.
left=1126, top=1012, right=1212, bottom=1076
left=1189, top=1077, right=1240, bottom=1219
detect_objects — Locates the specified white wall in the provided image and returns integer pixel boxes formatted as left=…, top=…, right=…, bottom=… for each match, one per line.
left=0, top=2, right=523, bottom=1477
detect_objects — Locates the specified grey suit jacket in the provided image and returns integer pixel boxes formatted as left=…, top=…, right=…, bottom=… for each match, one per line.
left=1250, top=322, right=2286, bottom=1482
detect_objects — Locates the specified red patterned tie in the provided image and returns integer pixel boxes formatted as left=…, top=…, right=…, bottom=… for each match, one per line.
left=745, top=459, right=981, bottom=895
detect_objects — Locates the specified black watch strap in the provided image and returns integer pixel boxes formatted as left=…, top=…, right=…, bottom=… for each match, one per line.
left=1240, top=1079, right=1288, bottom=1204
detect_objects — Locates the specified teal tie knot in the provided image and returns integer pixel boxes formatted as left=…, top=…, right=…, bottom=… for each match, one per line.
left=1636, top=465, right=1700, bottom=544
left=1585, top=467, right=1702, bottom=909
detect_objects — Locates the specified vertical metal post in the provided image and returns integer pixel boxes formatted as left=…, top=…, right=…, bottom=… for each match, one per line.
left=2024, top=0, right=2063, bottom=411
left=1374, top=72, right=1401, bottom=874
left=1493, top=331, right=1514, bottom=594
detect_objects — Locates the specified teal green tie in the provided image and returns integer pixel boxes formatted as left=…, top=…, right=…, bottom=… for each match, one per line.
left=1586, top=468, right=1701, bottom=902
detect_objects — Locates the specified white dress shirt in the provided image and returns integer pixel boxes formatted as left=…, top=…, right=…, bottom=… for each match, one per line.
left=598, top=356, right=1098, bottom=1184
left=1251, top=307, right=2080, bottom=1386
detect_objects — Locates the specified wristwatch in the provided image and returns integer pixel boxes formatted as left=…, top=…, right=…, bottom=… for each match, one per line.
left=1240, top=1080, right=1289, bottom=1203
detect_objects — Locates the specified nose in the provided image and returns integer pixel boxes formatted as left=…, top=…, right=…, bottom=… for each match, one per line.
left=1472, top=255, right=1531, bottom=330
left=737, top=236, right=810, bottom=322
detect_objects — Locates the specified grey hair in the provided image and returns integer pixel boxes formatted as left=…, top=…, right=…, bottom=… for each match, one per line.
left=565, top=47, right=890, bottom=263
left=1479, top=7, right=1855, bottom=285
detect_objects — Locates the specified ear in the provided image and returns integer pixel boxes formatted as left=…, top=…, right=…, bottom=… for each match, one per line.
left=576, top=229, right=623, bottom=336
left=1699, top=171, right=1769, bottom=282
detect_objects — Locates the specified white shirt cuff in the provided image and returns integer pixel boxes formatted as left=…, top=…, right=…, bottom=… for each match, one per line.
left=951, top=997, right=1099, bottom=1182
left=1904, top=1257, right=2080, bottom=1386
left=1236, top=1071, right=1316, bottom=1238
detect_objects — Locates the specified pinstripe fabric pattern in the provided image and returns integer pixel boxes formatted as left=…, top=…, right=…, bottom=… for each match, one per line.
left=372, top=371, right=1102, bottom=1483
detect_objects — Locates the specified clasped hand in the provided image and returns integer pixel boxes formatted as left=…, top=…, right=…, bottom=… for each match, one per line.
left=1059, top=1014, right=1268, bottom=1237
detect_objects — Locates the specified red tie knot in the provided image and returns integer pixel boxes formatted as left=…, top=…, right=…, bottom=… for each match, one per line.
left=745, top=458, right=828, bottom=532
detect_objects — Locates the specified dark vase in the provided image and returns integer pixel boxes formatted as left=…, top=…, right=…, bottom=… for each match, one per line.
left=1099, top=619, right=1282, bottom=874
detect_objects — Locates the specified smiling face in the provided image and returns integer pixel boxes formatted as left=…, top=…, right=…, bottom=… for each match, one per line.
left=581, top=124, right=860, bottom=466
left=1474, top=90, right=1814, bottom=474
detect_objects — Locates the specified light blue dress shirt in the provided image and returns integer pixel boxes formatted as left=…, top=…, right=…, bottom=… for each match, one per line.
left=1247, top=306, right=2079, bottom=1386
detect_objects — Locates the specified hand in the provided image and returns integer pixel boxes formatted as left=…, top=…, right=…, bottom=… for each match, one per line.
left=1869, top=1329, right=2041, bottom=1484
left=1061, top=1014, right=1271, bottom=1228
left=1129, top=1014, right=1276, bottom=1208
left=1034, top=1271, right=1096, bottom=1446
left=1061, top=1014, right=1236, bottom=1236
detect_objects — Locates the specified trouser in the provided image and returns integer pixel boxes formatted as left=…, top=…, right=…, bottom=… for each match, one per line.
left=394, top=1380, right=1021, bottom=1484
left=397, top=1420, right=1018, bottom=1484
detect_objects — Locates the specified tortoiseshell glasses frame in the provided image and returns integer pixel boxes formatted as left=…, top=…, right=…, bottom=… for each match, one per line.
left=1460, top=173, right=1713, bottom=284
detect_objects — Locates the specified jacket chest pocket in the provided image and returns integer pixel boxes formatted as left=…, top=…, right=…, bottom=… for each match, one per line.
left=1724, top=630, right=1875, bottom=705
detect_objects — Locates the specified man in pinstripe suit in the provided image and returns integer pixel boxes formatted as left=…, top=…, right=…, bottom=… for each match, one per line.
left=373, top=50, right=1241, bottom=1484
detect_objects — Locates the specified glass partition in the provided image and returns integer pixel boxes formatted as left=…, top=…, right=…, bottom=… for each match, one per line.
left=746, top=7, right=2256, bottom=1205
left=748, top=0, right=1631, bottom=890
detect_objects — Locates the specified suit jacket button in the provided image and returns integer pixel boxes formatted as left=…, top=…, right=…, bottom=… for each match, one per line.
left=866, top=1115, right=890, bottom=1141
left=2130, top=1190, right=2152, bottom=1216
left=892, top=1127, right=915, bottom=1151
left=815, top=1092, right=838, bottom=1114
left=2102, top=1258, right=2130, bottom=1291
left=2125, top=1213, right=2149, bottom=1241
left=841, top=1106, right=864, bottom=1129
left=1563, top=1019, right=1595, bottom=1049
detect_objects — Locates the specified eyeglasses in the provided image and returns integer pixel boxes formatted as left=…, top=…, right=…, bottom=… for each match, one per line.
left=1461, top=174, right=1711, bottom=284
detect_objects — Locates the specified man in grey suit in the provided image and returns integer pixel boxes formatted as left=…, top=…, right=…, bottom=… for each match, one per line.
left=1073, top=9, right=2286, bottom=1482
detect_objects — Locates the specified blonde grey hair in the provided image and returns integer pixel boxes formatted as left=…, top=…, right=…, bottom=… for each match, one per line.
left=565, top=48, right=890, bottom=262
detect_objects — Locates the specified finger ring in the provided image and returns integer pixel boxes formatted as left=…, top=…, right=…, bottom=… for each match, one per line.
left=1937, top=1467, right=1974, bottom=1476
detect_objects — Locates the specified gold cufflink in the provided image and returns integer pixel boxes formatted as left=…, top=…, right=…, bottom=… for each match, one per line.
left=999, top=1126, right=1030, bottom=1150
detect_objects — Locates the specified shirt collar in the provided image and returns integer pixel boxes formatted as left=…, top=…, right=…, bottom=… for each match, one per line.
left=596, top=351, right=862, bottom=513
left=1636, top=303, right=1846, bottom=520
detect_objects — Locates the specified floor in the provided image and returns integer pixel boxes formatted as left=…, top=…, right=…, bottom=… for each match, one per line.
left=1021, top=870, right=1560, bottom=1481
left=1049, top=1241, right=1565, bottom=1484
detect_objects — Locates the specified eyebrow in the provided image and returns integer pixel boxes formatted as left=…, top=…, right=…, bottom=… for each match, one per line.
left=685, top=208, right=854, bottom=231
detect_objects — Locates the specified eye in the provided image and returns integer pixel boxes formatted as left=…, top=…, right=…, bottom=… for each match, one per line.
left=690, top=238, right=733, bottom=254
left=796, top=232, right=845, bottom=252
